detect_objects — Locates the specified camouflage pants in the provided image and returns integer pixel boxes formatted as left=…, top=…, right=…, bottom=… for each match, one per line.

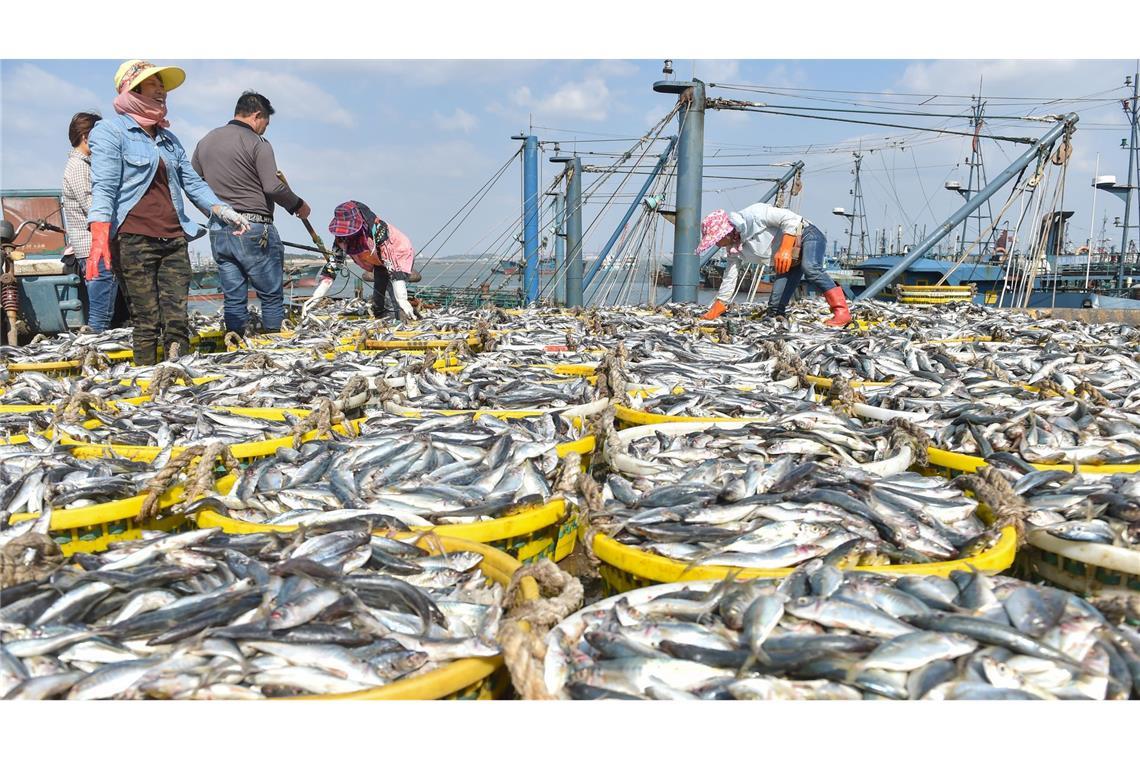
left=114, top=234, right=191, bottom=366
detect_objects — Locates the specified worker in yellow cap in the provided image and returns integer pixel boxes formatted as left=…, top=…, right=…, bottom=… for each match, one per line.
left=695, top=204, right=850, bottom=326
left=86, top=60, right=249, bottom=364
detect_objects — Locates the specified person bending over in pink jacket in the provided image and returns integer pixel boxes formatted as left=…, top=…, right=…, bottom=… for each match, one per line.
left=328, top=200, right=417, bottom=321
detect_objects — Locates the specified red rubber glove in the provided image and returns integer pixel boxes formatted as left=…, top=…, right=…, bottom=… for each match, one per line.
left=773, top=234, right=798, bottom=275
left=86, top=222, right=111, bottom=280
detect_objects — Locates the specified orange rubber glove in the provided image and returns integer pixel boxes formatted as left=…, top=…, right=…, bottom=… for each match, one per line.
left=773, top=234, right=798, bottom=275
left=86, top=222, right=111, bottom=280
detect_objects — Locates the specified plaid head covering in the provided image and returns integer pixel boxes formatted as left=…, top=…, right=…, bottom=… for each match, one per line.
left=696, top=209, right=742, bottom=255
left=329, top=201, right=365, bottom=238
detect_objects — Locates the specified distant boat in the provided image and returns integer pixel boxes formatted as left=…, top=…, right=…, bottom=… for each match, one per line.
left=491, top=258, right=557, bottom=276
left=188, top=258, right=325, bottom=303
left=655, top=261, right=772, bottom=294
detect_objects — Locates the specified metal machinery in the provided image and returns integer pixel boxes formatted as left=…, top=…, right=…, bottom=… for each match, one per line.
left=1, top=190, right=86, bottom=344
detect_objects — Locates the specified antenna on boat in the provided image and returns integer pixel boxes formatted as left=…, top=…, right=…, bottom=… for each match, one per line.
left=947, top=83, right=998, bottom=262
left=836, top=150, right=868, bottom=265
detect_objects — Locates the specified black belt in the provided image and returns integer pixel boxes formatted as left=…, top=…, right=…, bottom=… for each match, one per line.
left=238, top=212, right=274, bottom=224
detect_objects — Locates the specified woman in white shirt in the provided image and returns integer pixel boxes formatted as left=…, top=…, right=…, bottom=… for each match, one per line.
left=695, top=204, right=850, bottom=327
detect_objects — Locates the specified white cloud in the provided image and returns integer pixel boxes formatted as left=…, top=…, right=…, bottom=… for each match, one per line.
left=509, top=86, right=533, bottom=108
left=590, top=60, right=641, bottom=79
left=2, top=63, right=102, bottom=108
left=693, top=60, right=740, bottom=84
left=758, top=63, right=808, bottom=90
left=434, top=107, right=478, bottom=133
left=171, top=62, right=355, bottom=128
left=512, top=78, right=612, bottom=122
left=290, top=60, right=546, bottom=88
left=0, top=63, right=105, bottom=141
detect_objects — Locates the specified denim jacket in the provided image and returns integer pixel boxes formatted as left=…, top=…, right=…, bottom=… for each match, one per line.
left=87, top=112, right=228, bottom=238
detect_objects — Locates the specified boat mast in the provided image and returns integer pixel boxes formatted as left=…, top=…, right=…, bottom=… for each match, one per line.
left=1119, top=65, right=1139, bottom=288
left=951, top=83, right=997, bottom=262
left=849, top=150, right=868, bottom=263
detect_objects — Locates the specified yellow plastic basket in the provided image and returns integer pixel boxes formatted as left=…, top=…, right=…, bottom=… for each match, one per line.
left=535, top=363, right=598, bottom=378
left=590, top=419, right=1017, bottom=593
left=582, top=523, right=1018, bottom=595
left=613, top=404, right=769, bottom=427
left=120, top=375, right=221, bottom=391
left=5, top=359, right=86, bottom=377
left=382, top=398, right=609, bottom=428
left=804, top=375, right=892, bottom=391
left=0, top=404, right=56, bottom=414
left=277, top=534, right=536, bottom=700
left=7, top=479, right=208, bottom=555
left=6, top=332, right=234, bottom=374
left=196, top=436, right=594, bottom=564
left=59, top=422, right=346, bottom=465
left=923, top=446, right=1140, bottom=477
left=363, top=337, right=482, bottom=352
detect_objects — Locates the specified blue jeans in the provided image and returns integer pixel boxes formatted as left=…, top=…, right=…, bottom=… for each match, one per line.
left=209, top=222, right=284, bottom=334
left=80, top=255, right=119, bottom=333
left=767, top=224, right=837, bottom=315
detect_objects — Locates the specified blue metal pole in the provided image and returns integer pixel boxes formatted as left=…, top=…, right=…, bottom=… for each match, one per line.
left=550, top=155, right=584, bottom=307
left=521, top=135, right=540, bottom=304
left=582, top=137, right=677, bottom=291
left=654, top=80, right=705, bottom=303
left=855, top=113, right=1078, bottom=303
left=699, top=160, right=803, bottom=268
left=548, top=192, right=566, bottom=305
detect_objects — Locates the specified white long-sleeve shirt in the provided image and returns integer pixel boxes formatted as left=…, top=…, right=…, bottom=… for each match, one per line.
left=728, top=203, right=805, bottom=264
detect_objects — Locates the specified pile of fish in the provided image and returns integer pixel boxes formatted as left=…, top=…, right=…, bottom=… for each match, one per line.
left=865, top=389, right=1140, bottom=465
left=0, top=373, right=147, bottom=406
left=1014, top=470, right=1140, bottom=549
left=395, top=363, right=595, bottom=411
left=545, top=568, right=1140, bottom=700
left=597, top=456, right=994, bottom=568
left=0, top=411, right=54, bottom=441
left=56, top=403, right=296, bottom=449
left=0, top=329, right=135, bottom=366
left=107, top=352, right=413, bottom=409
left=617, top=416, right=918, bottom=475
left=0, top=526, right=505, bottom=699
left=0, top=312, right=227, bottom=367
left=205, top=414, right=573, bottom=527
left=0, top=440, right=169, bottom=526
left=628, top=385, right=813, bottom=419
left=621, top=357, right=798, bottom=393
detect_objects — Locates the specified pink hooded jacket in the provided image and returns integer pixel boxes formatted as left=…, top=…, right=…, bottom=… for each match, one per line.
left=378, top=223, right=415, bottom=274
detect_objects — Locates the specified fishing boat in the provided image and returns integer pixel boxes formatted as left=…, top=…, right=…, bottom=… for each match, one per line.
left=187, top=258, right=326, bottom=304
left=491, top=257, right=557, bottom=276
left=848, top=214, right=1140, bottom=309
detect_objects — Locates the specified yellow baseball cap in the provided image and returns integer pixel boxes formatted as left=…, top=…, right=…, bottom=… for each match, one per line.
left=113, top=60, right=186, bottom=94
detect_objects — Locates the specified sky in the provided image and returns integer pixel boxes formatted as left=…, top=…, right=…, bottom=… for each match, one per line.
left=2, top=26, right=1137, bottom=288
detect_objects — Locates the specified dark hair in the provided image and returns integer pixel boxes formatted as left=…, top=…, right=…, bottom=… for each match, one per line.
left=234, top=91, right=275, bottom=118
left=68, top=112, right=102, bottom=147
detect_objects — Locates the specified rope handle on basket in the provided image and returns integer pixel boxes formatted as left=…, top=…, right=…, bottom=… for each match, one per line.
left=223, top=332, right=247, bottom=352
left=497, top=559, right=584, bottom=700
left=951, top=465, right=1031, bottom=548
left=137, top=443, right=240, bottom=522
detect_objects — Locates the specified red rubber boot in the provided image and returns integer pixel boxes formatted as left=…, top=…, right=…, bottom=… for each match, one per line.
left=821, top=286, right=852, bottom=327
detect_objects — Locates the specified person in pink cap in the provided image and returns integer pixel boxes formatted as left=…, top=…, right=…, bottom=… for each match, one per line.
left=328, top=200, right=417, bottom=321
left=695, top=203, right=850, bottom=326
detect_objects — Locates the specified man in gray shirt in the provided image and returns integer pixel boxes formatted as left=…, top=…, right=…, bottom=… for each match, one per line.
left=192, top=91, right=310, bottom=335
